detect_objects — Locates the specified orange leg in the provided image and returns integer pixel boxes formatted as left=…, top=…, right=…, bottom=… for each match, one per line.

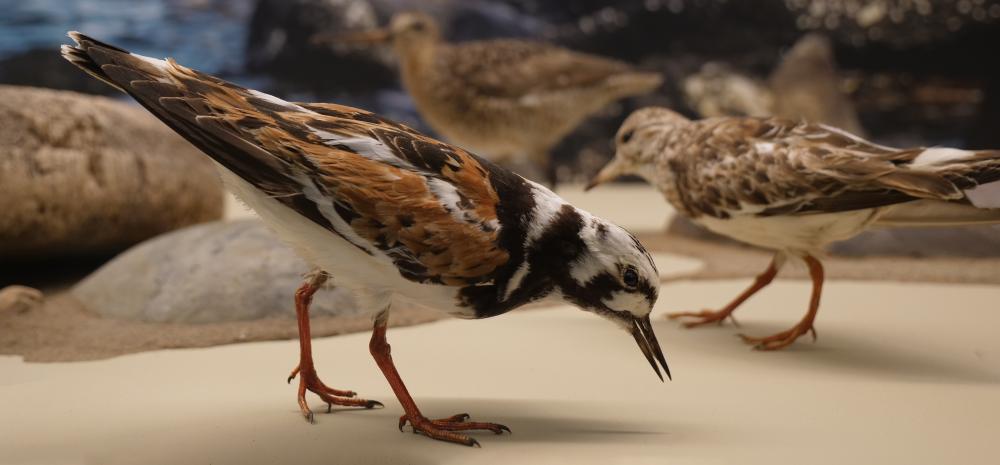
left=288, top=271, right=381, bottom=422
left=739, top=255, right=825, bottom=350
left=668, top=257, right=780, bottom=327
left=369, top=314, right=509, bottom=447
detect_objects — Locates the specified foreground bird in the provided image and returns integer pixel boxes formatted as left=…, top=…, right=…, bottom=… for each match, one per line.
left=319, top=11, right=663, bottom=185
left=62, top=33, right=669, bottom=446
left=589, top=107, right=1000, bottom=350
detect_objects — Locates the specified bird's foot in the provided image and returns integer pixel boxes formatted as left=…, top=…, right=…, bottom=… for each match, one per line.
left=288, top=365, right=382, bottom=423
left=667, top=308, right=738, bottom=328
left=738, top=322, right=817, bottom=351
left=399, top=413, right=510, bottom=447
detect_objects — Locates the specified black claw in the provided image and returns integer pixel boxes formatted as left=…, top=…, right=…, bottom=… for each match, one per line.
left=366, top=400, right=384, bottom=409
left=469, top=439, right=481, bottom=448
left=287, top=375, right=295, bottom=384
left=456, top=413, right=470, bottom=421
left=306, top=412, right=315, bottom=424
left=326, top=403, right=332, bottom=414
left=498, top=425, right=511, bottom=434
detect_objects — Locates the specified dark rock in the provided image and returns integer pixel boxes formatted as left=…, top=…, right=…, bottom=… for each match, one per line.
left=786, top=0, right=1000, bottom=48
left=246, top=0, right=397, bottom=93
left=0, top=49, right=119, bottom=96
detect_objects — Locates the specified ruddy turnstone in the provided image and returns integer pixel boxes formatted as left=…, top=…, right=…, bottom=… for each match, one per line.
left=62, top=32, right=669, bottom=446
left=588, top=107, right=1000, bottom=350
left=319, top=11, right=663, bottom=185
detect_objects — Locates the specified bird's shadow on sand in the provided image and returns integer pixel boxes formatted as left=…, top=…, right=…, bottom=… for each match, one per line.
left=72, top=397, right=680, bottom=465
left=655, top=317, right=1000, bottom=384
left=398, top=398, right=678, bottom=444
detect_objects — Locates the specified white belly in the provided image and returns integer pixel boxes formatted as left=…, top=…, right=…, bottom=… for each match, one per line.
left=215, top=166, right=470, bottom=316
left=695, top=209, right=885, bottom=254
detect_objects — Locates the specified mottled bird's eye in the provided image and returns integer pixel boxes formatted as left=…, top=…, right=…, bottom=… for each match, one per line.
left=620, top=130, right=634, bottom=144
left=623, top=265, right=639, bottom=288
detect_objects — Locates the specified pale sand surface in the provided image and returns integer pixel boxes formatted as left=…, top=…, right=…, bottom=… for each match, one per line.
left=2, top=278, right=998, bottom=464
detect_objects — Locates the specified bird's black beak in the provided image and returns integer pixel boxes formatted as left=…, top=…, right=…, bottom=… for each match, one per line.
left=630, top=315, right=671, bottom=381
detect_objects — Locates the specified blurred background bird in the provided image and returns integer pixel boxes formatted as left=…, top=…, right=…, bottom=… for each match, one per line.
left=588, top=107, right=1000, bottom=349
left=314, top=11, right=663, bottom=186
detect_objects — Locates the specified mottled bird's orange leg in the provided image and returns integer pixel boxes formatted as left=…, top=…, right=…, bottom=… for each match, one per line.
left=288, top=270, right=382, bottom=422
left=668, top=257, right=781, bottom=327
left=739, top=255, right=824, bottom=350
left=369, top=314, right=510, bottom=447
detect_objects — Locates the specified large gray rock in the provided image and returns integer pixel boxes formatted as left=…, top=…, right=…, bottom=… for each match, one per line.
left=246, top=0, right=397, bottom=91
left=0, top=86, right=224, bottom=261
left=72, top=220, right=365, bottom=323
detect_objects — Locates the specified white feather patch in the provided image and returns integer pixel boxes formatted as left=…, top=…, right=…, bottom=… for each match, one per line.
left=248, top=89, right=311, bottom=113
left=966, top=180, right=1000, bottom=209
left=754, top=142, right=775, bottom=154
left=569, top=254, right=605, bottom=286
left=130, top=52, right=169, bottom=71
left=426, top=178, right=467, bottom=222
left=911, top=148, right=974, bottom=167
left=525, top=181, right=566, bottom=242
left=502, top=262, right=531, bottom=301
left=296, top=174, right=381, bottom=256
left=602, top=290, right=650, bottom=317
left=309, top=128, right=411, bottom=169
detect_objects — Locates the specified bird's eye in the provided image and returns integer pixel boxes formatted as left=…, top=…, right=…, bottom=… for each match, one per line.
left=411, top=22, right=426, bottom=32
left=622, top=265, right=639, bottom=289
left=620, top=130, right=634, bottom=145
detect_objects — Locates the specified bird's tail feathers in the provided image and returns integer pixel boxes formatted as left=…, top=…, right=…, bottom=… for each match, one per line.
left=60, top=31, right=175, bottom=94
left=876, top=199, right=1000, bottom=227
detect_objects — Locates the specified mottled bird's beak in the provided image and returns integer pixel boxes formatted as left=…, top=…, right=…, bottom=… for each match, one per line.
left=311, top=28, right=392, bottom=47
left=585, top=158, right=626, bottom=191
left=630, top=315, right=671, bottom=381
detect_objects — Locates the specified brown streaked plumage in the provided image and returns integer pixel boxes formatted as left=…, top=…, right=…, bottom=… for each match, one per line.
left=62, top=32, right=670, bottom=447
left=327, top=11, right=663, bottom=185
left=70, top=40, right=509, bottom=286
left=590, top=107, right=1000, bottom=350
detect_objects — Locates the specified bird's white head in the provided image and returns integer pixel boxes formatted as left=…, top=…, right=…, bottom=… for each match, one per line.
left=586, top=107, right=689, bottom=190
left=541, top=206, right=669, bottom=380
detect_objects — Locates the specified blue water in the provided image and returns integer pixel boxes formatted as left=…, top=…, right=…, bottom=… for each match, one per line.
left=0, top=0, right=254, bottom=76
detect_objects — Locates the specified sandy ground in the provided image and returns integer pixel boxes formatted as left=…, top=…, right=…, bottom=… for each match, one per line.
left=2, top=184, right=999, bottom=463
left=2, top=278, right=998, bottom=464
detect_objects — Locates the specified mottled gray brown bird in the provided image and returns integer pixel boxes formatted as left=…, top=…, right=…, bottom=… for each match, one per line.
left=589, top=107, right=1000, bottom=350
left=324, top=11, right=663, bottom=185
